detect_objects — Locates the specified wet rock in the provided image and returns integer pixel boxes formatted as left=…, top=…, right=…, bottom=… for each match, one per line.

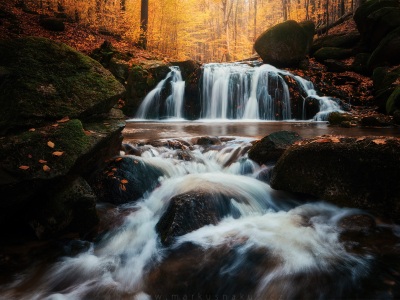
left=254, top=20, right=314, bottom=67
left=270, top=136, right=400, bottom=222
left=196, top=136, right=222, bottom=146
left=248, top=131, right=302, bottom=165
left=91, top=156, right=163, bottom=205
left=328, top=112, right=352, bottom=125
left=39, top=17, right=65, bottom=32
left=0, top=37, right=125, bottom=134
left=156, top=191, right=237, bottom=246
left=338, top=214, right=376, bottom=234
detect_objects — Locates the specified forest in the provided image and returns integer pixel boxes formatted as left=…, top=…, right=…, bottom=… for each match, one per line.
left=20, top=0, right=359, bottom=61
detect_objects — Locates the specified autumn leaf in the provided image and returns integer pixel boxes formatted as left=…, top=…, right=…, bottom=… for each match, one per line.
left=52, top=151, right=64, bottom=156
left=120, top=184, right=126, bottom=191
left=57, top=116, right=70, bottom=123
left=47, top=141, right=55, bottom=148
left=330, top=137, right=341, bottom=143
left=134, top=160, right=139, bottom=164
left=112, top=168, right=117, bottom=171
left=107, top=172, right=114, bottom=177
left=84, top=130, right=92, bottom=136
left=51, top=124, right=59, bottom=127
left=115, top=157, right=122, bottom=162
left=29, top=128, right=36, bottom=132
left=372, top=139, right=386, bottom=145
left=313, top=138, right=331, bottom=143
left=43, top=165, right=51, bottom=172
left=19, top=165, right=30, bottom=170
left=356, top=137, right=366, bottom=142
left=39, top=159, right=47, bottom=164
left=121, top=179, right=128, bottom=184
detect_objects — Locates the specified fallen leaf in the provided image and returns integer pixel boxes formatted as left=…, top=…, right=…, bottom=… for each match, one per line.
left=29, top=128, right=36, bottom=132
left=120, top=184, right=126, bottom=191
left=51, top=124, right=59, bottom=127
left=43, top=165, right=51, bottom=172
left=372, top=139, right=386, bottom=145
left=52, top=151, right=64, bottom=156
left=112, top=168, right=117, bottom=172
left=39, top=159, right=47, bottom=164
left=356, top=137, right=366, bottom=142
left=47, top=141, right=55, bottom=148
left=313, top=138, right=331, bottom=143
left=84, top=130, right=92, bottom=136
left=134, top=160, right=139, bottom=164
left=121, top=179, right=128, bottom=184
left=19, top=165, right=30, bottom=170
left=330, top=137, right=341, bottom=143
left=115, top=157, right=122, bottom=162
left=28, top=154, right=32, bottom=158
left=107, top=172, right=114, bottom=177
left=57, top=116, right=70, bottom=123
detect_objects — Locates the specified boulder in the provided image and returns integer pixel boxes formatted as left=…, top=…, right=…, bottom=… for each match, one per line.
left=0, top=37, right=125, bottom=134
left=310, top=32, right=360, bottom=54
left=368, top=27, right=400, bottom=70
left=248, top=131, right=302, bottom=165
left=270, top=136, right=400, bottom=222
left=366, top=7, right=400, bottom=48
left=39, top=17, right=65, bottom=32
left=351, top=53, right=370, bottom=75
left=91, top=156, right=163, bottom=205
left=372, top=66, right=400, bottom=112
left=327, top=112, right=352, bottom=125
left=386, top=86, right=400, bottom=114
left=156, top=191, right=234, bottom=246
left=108, top=58, right=130, bottom=84
left=313, top=47, right=353, bottom=62
left=254, top=20, right=313, bottom=67
left=0, top=37, right=126, bottom=238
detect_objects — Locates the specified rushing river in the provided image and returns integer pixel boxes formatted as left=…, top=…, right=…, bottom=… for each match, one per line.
left=1, top=121, right=400, bottom=299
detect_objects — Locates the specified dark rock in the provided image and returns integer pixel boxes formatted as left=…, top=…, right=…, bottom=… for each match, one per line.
left=360, top=116, right=391, bottom=127
left=248, top=131, right=302, bottom=165
left=372, top=66, right=400, bottom=112
left=0, top=37, right=125, bottom=134
left=302, top=97, right=321, bottom=120
left=313, top=47, right=353, bottom=62
left=368, top=27, right=400, bottom=70
left=196, top=136, right=222, bottom=146
left=386, top=87, right=400, bottom=114
left=393, top=110, right=400, bottom=124
left=299, top=20, right=315, bottom=49
left=108, top=58, right=130, bottom=84
left=156, top=191, right=236, bottom=246
left=254, top=20, right=313, bottom=67
left=91, top=156, right=163, bottom=205
left=324, top=59, right=348, bottom=72
left=328, top=112, right=352, bottom=125
left=39, top=17, right=65, bottom=32
left=351, top=53, right=370, bottom=75
left=270, top=136, right=400, bottom=222
left=366, top=7, right=400, bottom=48
left=338, top=214, right=376, bottom=234
left=311, top=32, right=360, bottom=54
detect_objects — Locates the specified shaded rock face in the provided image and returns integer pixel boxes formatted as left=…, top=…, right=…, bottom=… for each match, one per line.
left=0, top=37, right=126, bottom=239
left=156, top=191, right=241, bottom=246
left=39, top=17, right=65, bottom=32
left=0, top=37, right=125, bottom=134
left=91, top=156, right=163, bottom=205
left=311, top=33, right=360, bottom=54
left=368, top=27, right=400, bottom=70
left=270, top=136, right=400, bottom=222
left=254, top=20, right=314, bottom=67
left=248, top=131, right=302, bottom=165
left=372, top=66, right=400, bottom=112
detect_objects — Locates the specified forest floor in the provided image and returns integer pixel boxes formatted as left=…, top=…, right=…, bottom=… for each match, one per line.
left=0, top=0, right=391, bottom=125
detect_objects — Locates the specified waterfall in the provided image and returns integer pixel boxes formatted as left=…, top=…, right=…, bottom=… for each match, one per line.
left=135, top=66, right=185, bottom=120
left=1, top=137, right=387, bottom=299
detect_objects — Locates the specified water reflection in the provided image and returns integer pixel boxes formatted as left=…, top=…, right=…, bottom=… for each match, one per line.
left=124, top=121, right=400, bottom=142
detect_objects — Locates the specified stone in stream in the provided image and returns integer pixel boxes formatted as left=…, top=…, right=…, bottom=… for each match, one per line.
left=248, top=131, right=302, bottom=165
left=270, top=136, right=400, bottom=222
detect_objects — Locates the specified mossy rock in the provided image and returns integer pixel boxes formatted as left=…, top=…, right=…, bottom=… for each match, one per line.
left=299, top=20, right=315, bottom=49
left=372, top=66, right=400, bottom=111
left=254, top=20, right=312, bottom=67
left=0, top=37, right=125, bottom=134
left=311, top=33, right=360, bottom=54
left=368, top=27, right=400, bottom=70
left=270, top=136, right=400, bottom=222
left=366, top=7, right=400, bottom=48
left=386, top=87, right=400, bottom=114
left=313, top=47, right=353, bottom=62
left=327, top=112, right=352, bottom=125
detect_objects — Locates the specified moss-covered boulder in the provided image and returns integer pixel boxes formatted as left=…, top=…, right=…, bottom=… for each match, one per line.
left=248, top=131, right=302, bottom=165
left=386, top=86, right=400, bottom=114
left=254, top=20, right=313, bottom=67
left=270, top=136, right=400, bottom=222
left=313, top=47, right=353, bottom=62
left=311, top=33, right=360, bottom=54
left=372, top=66, right=400, bottom=112
left=368, top=27, right=400, bottom=70
left=0, top=37, right=125, bottom=134
left=327, top=112, right=352, bottom=125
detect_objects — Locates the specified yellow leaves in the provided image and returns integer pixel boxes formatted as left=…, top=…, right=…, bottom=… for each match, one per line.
left=43, top=165, right=51, bottom=172
left=372, top=139, right=386, bottom=145
left=57, top=116, right=70, bottom=123
left=47, top=141, right=55, bottom=148
left=19, top=165, right=30, bottom=170
left=52, top=151, right=64, bottom=157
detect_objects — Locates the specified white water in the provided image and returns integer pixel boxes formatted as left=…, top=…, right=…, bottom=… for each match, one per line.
left=0, top=137, right=377, bottom=299
left=135, top=66, right=185, bottom=120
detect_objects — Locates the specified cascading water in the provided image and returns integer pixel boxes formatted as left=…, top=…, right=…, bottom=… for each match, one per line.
left=1, top=137, right=398, bottom=299
left=135, top=66, right=185, bottom=120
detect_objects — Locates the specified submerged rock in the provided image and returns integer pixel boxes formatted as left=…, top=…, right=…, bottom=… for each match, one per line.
left=270, top=136, right=400, bottom=222
left=248, top=131, right=302, bottom=165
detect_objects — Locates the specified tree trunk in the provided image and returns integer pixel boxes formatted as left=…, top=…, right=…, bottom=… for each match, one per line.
left=139, top=0, right=149, bottom=49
